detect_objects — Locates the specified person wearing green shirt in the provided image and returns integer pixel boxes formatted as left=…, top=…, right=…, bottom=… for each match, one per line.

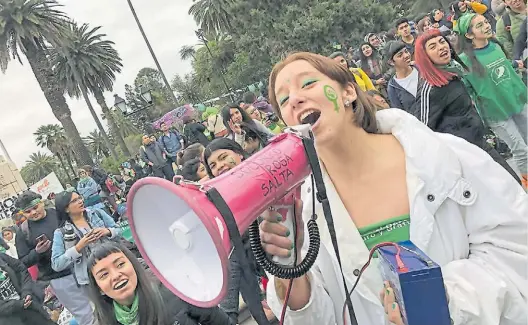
left=458, top=13, right=528, bottom=188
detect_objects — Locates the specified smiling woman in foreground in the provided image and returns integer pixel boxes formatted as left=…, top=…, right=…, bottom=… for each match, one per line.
left=86, top=241, right=234, bottom=325
left=259, top=52, right=527, bottom=325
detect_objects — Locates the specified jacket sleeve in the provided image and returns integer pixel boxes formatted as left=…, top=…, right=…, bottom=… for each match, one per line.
left=140, top=147, right=150, bottom=164
left=496, top=18, right=514, bottom=57
left=95, top=209, right=122, bottom=239
left=387, top=84, right=403, bottom=109
left=358, top=68, right=376, bottom=91
left=513, top=18, right=527, bottom=60
left=439, top=133, right=528, bottom=325
left=0, top=299, right=23, bottom=315
left=50, top=229, right=80, bottom=272
left=2, top=253, right=33, bottom=298
left=15, top=228, right=39, bottom=268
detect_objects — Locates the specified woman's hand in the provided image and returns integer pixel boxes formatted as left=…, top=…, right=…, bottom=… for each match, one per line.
left=379, top=281, right=404, bottom=325
left=259, top=199, right=304, bottom=260
left=228, top=120, right=242, bottom=134
left=90, top=227, right=111, bottom=240
left=376, top=78, right=387, bottom=86
left=75, top=231, right=99, bottom=252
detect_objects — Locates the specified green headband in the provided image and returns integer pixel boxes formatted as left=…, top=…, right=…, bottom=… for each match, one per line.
left=456, top=13, right=476, bottom=36
left=20, top=198, right=41, bottom=211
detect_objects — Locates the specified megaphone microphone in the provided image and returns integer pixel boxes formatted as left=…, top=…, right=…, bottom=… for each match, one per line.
left=126, top=128, right=320, bottom=308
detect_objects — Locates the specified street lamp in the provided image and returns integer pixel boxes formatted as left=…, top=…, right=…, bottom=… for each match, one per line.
left=113, top=89, right=153, bottom=117
left=195, top=29, right=235, bottom=102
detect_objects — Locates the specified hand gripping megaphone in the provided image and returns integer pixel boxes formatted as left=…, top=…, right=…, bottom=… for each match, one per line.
left=126, top=128, right=321, bottom=308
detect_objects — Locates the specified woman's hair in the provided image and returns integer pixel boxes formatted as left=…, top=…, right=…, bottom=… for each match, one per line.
left=221, top=103, right=255, bottom=135
left=450, top=1, right=464, bottom=20
left=181, top=158, right=202, bottom=182
left=416, top=17, right=431, bottom=34
left=358, top=42, right=379, bottom=73
left=179, top=143, right=205, bottom=166
left=268, top=52, right=379, bottom=133
left=203, top=138, right=248, bottom=178
left=87, top=241, right=166, bottom=325
left=459, top=15, right=510, bottom=77
left=430, top=9, right=442, bottom=22
left=240, top=122, right=271, bottom=149
left=54, top=191, right=76, bottom=226
left=414, top=29, right=468, bottom=87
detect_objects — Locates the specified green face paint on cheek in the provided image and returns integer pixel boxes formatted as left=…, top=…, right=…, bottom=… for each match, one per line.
left=323, top=85, right=339, bottom=112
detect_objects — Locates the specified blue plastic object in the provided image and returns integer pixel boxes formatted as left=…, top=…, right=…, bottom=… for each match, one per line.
left=377, top=240, right=451, bottom=325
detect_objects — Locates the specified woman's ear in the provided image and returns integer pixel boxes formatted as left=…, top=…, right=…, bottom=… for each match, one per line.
left=343, top=82, right=358, bottom=105
left=465, top=32, right=474, bottom=40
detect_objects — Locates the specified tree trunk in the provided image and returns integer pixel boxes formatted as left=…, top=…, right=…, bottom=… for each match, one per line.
left=23, top=40, right=94, bottom=166
left=94, top=89, right=131, bottom=157
left=55, top=152, right=72, bottom=182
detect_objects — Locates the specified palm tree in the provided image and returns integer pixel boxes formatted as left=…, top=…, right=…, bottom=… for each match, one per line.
left=179, top=45, right=196, bottom=61
left=34, top=124, right=75, bottom=179
left=188, top=0, right=235, bottom=35
left=85, top=130, right=110, bottom=161
left=108, top=110, right=141, bottom=138
left=20, top=152, right=57, bottom=185
left=51, top=22, right=131, bottom=157
left=0, top=0, right=94, bottom=166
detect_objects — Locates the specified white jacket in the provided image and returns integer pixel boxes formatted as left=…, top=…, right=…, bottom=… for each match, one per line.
left=267, top=109, right=528, bottom=325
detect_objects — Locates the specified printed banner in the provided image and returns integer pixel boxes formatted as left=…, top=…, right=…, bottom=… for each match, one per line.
left=29, top=172, right=64, bottom=200
left=0, top=196, right=18, bottom=220
left=152, top=104, right=195, bottom=129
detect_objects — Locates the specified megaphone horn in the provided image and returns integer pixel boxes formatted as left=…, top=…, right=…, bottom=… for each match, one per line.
left=127, top=131, right=320, bottom=307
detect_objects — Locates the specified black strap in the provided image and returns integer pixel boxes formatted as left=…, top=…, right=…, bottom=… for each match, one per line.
left=206, top=188, right=271, bottom=325
left=302, top=136, right=358, bottom=325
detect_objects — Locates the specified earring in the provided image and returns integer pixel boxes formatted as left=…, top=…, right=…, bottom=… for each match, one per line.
left=344, top=99, right=352, bottom=107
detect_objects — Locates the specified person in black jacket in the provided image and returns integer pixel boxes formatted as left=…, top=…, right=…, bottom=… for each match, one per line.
left=0, top=252, right=56, bottom=325
left=182, top=116, right=210, bottom=147
left=87, top=241, right=234, bottom=325
left=411, top=30, right=521, bottom=183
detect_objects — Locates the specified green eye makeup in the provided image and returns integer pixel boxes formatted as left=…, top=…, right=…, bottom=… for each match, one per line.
left=302, top=78, right=319, bottom=88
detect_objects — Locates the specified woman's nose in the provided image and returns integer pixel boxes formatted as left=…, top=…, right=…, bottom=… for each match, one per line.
left=289, top=92, right=306, bottom=109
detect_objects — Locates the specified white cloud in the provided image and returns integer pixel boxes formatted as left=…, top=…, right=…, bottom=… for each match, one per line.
left=0, top=0, right=197, bottom=167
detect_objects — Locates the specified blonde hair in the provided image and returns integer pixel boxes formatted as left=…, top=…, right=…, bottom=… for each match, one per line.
left=268, top=52, right=378, bottom=133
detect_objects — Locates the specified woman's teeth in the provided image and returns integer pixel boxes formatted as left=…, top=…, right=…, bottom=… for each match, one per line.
left=301, top=111, right=321, bottom=126
left=114, top=280, right=128, bottom=290
left=300, top=110, right=318, bottom=121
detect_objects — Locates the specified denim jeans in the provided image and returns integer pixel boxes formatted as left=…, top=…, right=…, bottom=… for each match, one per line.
left=219, top=245, right=265, bottom=323
left=489, top=107, right=528, bottom=175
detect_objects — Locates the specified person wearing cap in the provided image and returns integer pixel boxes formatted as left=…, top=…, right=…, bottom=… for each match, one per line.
left=385, top=40, right=423, bottom=112
left=14, top=191, right=95, bottom=325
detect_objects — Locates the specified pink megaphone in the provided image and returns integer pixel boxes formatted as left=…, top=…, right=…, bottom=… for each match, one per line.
left=126, top=131, right=312, bottom=307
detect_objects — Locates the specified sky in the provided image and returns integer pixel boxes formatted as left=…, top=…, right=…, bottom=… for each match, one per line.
left=0, top=0, right=197, bottom=168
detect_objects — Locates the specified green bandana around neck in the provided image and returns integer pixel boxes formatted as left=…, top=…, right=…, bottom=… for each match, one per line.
left=113, top=294, right=139, bottom=325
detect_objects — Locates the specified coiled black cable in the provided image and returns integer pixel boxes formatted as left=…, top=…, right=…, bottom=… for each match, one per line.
left=248, top=216, right=320, bottom=279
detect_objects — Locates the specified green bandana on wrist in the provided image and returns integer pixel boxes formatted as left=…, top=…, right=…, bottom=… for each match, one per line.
left=114, top=294, right=139, bottom=325
left=20, top=198, right=41, bottom=212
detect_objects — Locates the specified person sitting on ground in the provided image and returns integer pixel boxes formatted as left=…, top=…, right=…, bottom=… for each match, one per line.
left=0, top=252, right=56, bottom=325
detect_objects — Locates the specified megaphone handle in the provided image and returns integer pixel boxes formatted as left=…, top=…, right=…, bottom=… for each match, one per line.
left=272, top=206, right=296, bottom=266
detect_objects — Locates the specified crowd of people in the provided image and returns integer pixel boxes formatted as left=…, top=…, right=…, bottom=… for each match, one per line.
left=0, top=1, right=527, bottom=324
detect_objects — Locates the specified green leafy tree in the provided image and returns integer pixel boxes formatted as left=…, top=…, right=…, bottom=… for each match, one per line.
left=179, top=45, right=197, bottom=61
left=51, top=22, right=129, bottom=157
left=34, top=124, right=75, bottom=179
left=85, top=130, right=111, bottom=161
left=20, top=152, right=57, bottom=185
left=0, top=0, right=93, bottom=165
left=188, top=0, right=235, bottom=35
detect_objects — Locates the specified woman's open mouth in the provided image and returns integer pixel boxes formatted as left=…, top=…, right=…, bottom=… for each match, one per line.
left=300, top=111, right=321, bottom=126
left=113, top=279, right=129, bottom=291
left=439, top=50, right=449, bottom=59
